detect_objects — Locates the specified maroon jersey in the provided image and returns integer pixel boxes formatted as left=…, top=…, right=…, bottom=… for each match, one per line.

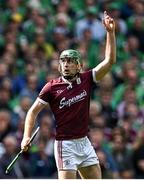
left=38, top=70, right=95, bottom=140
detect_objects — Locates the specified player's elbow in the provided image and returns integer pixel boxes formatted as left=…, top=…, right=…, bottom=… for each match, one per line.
left=105, top=57, right=116, bottom=66
left=106, top=52, right=116, bottom=65
left=109, top=56, right=116, bottom=65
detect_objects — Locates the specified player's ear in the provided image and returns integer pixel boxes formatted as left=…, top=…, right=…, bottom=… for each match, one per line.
left=77, top=63, right=83, bottom=73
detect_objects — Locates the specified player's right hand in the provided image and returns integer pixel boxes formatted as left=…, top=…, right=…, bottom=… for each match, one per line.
left=21, top=137, right=31, bottom=152
left=103, top=11, right=115, bottom=33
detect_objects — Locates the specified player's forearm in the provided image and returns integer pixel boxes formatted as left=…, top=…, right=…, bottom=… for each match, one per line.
left=23, top=109, right=37, bottom=138
left=105, top=31, right=116, bottom=65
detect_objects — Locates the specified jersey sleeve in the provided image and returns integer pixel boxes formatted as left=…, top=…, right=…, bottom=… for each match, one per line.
left=38, top=82, right=52, bottom=104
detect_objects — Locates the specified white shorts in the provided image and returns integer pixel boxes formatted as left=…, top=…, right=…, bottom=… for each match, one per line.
left=54, top=136, right=99, bottom=171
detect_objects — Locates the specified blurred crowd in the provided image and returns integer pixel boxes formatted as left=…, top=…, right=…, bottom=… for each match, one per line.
left=0, top=0, right=144, bottom=179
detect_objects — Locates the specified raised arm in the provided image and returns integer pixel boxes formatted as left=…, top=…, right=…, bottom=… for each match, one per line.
left=21, top=98, right=46, bottom=151
left=93, top=11, right=116, bottom=81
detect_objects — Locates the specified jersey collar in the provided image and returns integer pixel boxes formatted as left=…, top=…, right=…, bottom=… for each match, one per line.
left=61, top=76, right=81, bottom=89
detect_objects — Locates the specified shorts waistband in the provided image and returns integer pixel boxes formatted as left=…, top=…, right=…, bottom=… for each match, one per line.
left=55, top=136, right=88, bottom=142
left=70, top=136, right=87, bottom=142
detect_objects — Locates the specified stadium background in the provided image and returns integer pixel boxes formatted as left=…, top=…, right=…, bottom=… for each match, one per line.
left=0, top=0, right=144, bottom=178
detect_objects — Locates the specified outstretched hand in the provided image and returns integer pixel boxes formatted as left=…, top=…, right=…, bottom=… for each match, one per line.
left=103, top=11, right=115, bottom=33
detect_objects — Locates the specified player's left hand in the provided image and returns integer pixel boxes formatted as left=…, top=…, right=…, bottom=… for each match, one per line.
left=103, top=11, right=115, bottom=33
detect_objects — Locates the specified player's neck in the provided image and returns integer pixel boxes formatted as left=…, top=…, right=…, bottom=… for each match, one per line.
left=69, top=76, right=77, bottom=82
left=63, top=75, right=81, bottom=84
left=62, top=76, right=76, bottom=83
left=63, top=73, right=79, bottom=82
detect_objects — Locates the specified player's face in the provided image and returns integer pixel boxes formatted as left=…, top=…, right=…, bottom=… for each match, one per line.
left=59, top=57, right=78, bottom=78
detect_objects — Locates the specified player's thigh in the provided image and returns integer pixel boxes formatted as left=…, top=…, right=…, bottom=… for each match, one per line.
left=78, top=164, right=102, bottom=179
left=58, top=170, right=77, bottom=179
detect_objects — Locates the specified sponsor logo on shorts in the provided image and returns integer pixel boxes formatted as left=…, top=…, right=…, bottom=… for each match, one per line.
left=59, top=90, right=87, bottom=109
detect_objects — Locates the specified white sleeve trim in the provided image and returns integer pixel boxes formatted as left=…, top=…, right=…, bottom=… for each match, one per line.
left=92, top=69, right=98, bottom=83
left=37, top=97, right=48, bottom=105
